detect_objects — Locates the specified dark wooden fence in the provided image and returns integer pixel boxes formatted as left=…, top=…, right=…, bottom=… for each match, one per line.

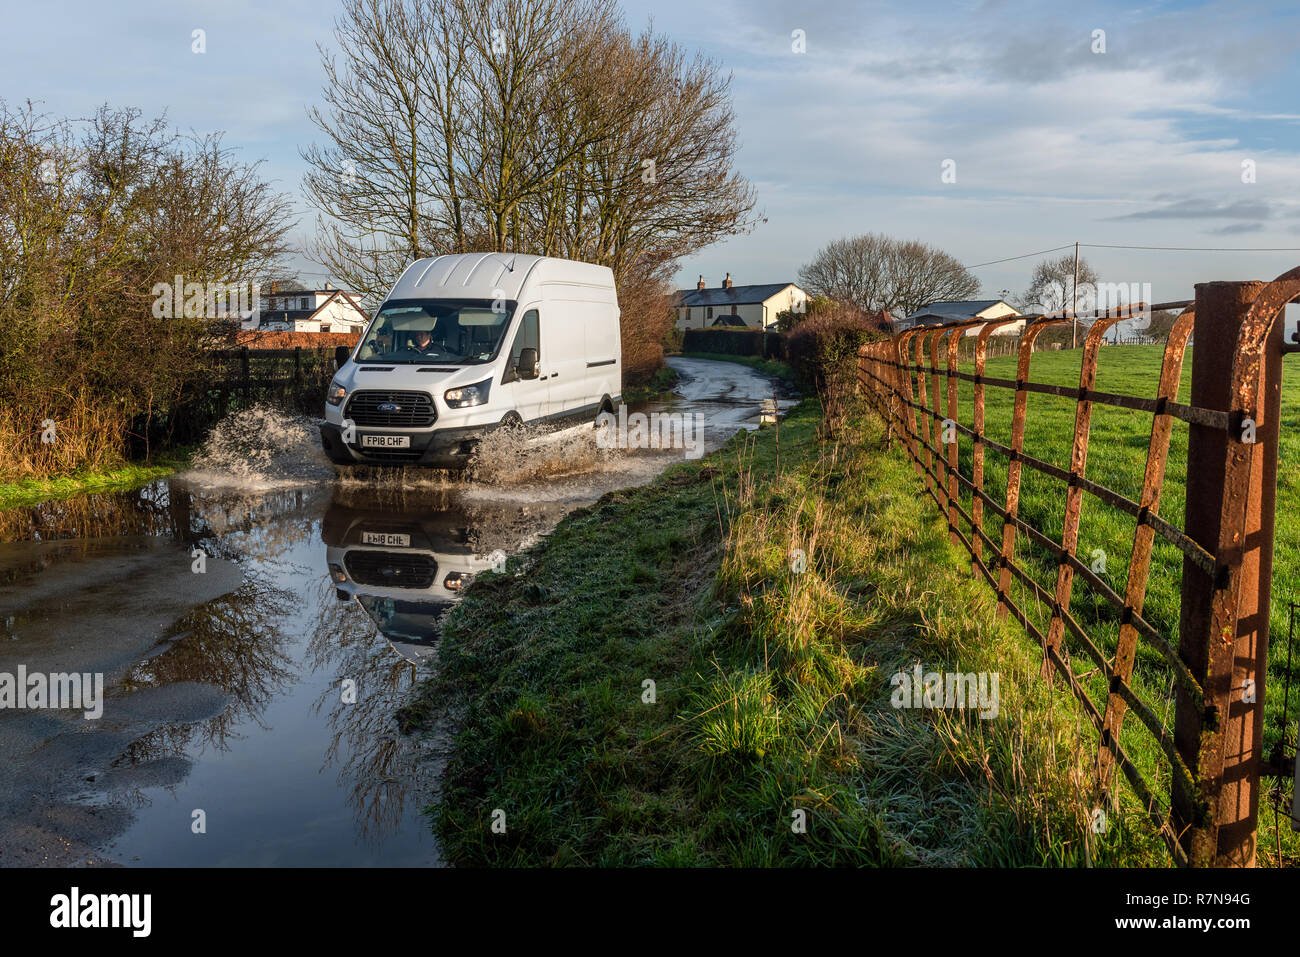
left=858, top=268, right=1300, bottom=866
left=207, top=346, right=341, bottom=410
left=130, top=346, right=342, bottom=451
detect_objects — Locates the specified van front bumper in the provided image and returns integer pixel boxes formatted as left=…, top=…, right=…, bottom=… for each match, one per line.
left=319, top=422, right=486, bottom=469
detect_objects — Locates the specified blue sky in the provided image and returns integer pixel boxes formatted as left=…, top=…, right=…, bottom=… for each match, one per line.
left=5, top=0, right=1300, bottom=303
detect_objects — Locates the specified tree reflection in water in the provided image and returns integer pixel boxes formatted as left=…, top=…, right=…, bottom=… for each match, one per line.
left=1, top=474, right=569, bottom=855
left=103, top=484, right=324, bottom=794
left=304, top=573, right=443, bottom=847
left=302, top=485, right=576, bottom=847
left=116, top=575, right=297, bottom=763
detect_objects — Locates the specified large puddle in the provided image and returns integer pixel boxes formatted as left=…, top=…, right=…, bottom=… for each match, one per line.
left=0, top=357, right=796, bottom=866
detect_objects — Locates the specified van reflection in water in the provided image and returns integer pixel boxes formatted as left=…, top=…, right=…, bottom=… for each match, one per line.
left=321, top=490, right=499, bottom=664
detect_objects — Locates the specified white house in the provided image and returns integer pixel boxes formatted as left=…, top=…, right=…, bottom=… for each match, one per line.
left=900, top=299, right=1024, bottom=337
left=252, top=282, right=370, bottom=333
left=673, top=274, right=807, bottom=331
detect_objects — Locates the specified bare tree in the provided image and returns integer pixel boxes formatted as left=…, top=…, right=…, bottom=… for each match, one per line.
left=1022, top=253, right=1100, bottom=315
left=302, top=0, right=449, bottom=302
left=579, top=26, right=758, bottom=279
left=1141, top=308, right=1179, bottom=341
left=456, top=0, right=626, bottom=253
left=301, top=0, right=759, bottom=334
left=797, top=233, right=980, bottom=318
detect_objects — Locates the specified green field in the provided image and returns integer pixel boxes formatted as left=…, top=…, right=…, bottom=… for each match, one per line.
left=906, top=343, right=1299, bottom=858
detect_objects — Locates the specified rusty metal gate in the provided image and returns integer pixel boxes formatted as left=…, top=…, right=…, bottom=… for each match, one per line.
left=857, top=268, right=1300, bottom=867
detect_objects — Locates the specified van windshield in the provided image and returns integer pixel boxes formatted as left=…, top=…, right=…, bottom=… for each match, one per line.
left=355, top=298, right=516, bottom=364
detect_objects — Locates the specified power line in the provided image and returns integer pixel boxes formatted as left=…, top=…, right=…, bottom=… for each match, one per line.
left=1082, top=242, right=1300, bottom=252
left=959, top=241, right=1300, bottom=274
left=960, top=244, right=1077, bottom=271
left=944, top=240, right=1300, bottom=293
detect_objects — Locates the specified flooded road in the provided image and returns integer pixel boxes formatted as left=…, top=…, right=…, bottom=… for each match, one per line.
left=0, top=356, right=795, bottom=866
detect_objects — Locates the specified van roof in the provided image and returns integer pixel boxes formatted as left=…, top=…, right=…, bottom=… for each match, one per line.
left=388, top=253, right=613, bottom=302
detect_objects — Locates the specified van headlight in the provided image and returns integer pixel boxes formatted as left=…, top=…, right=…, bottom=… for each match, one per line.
left=327, top=382, right=347, bottom=406
left=444, top=379, right=491, bottom=408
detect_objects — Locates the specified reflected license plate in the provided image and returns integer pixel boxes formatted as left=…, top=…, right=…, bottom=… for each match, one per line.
left=361, top=531, right=410, bottom=547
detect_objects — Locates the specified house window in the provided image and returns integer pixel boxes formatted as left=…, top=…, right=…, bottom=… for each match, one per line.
left=707, top=306, right=713, bottom=320
left=301, top=297, right=309, bottom=310
left=731, top=304, right=737, bottom=315
left=321, top=324, right=331, bottom=333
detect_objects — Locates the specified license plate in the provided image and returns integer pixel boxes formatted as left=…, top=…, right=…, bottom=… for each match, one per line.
left=361, top=531, right=410, bottom=547
left=360, top=434, right=410, bottom=449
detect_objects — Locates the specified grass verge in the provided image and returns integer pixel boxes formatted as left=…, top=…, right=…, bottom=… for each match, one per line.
left=621, top=365, right=681, bottom=404
left=0, top=448, right=192, bottom=510
left=405, top=399, right=1154, bottom=866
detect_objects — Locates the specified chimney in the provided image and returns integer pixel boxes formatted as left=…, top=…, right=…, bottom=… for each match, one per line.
left=270, top=280, right=279, bottom=294
left=324, top=280, right=333, bottom=290
left=723, top=273, right=733, bottom=290
left=697, top=274, right=706, bottom=291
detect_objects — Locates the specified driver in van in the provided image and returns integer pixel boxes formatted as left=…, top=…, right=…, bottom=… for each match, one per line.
left=411, top=329, right=439, bottom=354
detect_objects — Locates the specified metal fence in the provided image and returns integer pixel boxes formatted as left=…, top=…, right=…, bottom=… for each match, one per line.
left=857, top=268, right=1300, bottom=866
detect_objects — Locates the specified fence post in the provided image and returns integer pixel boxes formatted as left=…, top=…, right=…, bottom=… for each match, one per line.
left=240, top=346, right=250, bottom=402
left=1175, top=280, right=1280, bottom=867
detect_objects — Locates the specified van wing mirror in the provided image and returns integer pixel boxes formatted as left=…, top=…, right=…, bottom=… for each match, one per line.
left=334, top=345, right=351, bottom=369
left=516, top=347, right=539, bottom=380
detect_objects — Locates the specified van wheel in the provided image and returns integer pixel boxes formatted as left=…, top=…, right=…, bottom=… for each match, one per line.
left=594, top=397, right=614, bottom=427
left=500, top=412, right=523, bottom=430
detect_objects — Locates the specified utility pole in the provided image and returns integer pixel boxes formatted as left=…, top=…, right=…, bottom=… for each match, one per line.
left=1071, top=241, right=1080, bottom=349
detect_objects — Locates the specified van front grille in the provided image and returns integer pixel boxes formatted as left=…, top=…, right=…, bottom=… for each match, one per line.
left=345, top=390, right=436, bottom=428
left=344, top=551, right=438, bottom=588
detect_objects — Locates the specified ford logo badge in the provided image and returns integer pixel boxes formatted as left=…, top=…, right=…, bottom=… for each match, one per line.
left=377, top=402, right=401, bottom=412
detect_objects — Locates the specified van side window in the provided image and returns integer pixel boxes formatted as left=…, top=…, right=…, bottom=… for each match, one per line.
left=507, top=309, right=540, bottom=369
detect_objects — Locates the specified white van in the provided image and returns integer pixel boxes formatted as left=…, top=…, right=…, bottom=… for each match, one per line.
left=320, top=253, right=622, bottom=468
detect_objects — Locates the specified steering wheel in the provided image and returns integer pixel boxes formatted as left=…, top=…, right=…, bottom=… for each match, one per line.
left=400, top=346, right=452, bottom=360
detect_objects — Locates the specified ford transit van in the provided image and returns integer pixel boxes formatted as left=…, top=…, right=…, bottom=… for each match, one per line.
left=320, top=253, right=621, bottom=468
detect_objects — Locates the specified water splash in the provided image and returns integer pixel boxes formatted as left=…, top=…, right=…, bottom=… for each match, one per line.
left=468, top=421, right=612, bottom=486
left=462, top=420, right=697, bottom=505
left=333, top=465, right=459, bottom=492
left=182, top=405, right=335, bottom=489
